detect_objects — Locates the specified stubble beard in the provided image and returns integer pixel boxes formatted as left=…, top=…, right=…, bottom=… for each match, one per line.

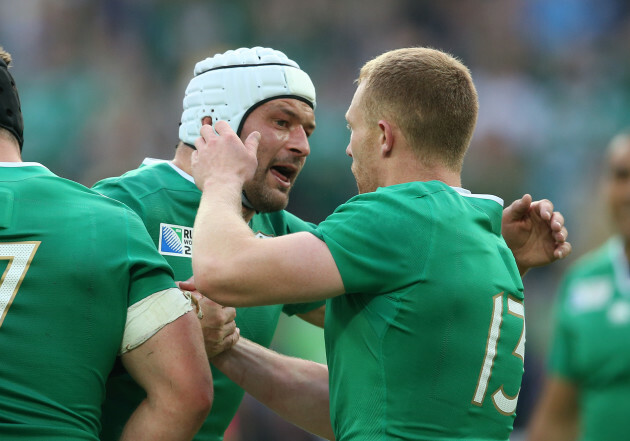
left=243, top=170, right=291, bottom=213
left=352, top=162, right=375, bottom=195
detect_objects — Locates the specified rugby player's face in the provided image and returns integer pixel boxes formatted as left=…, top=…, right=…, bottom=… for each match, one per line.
left=607, top=140, right=630, bottom=240
left=345, top=84, right=380, bottom=194
left=240, top=99, right=315, bottom=213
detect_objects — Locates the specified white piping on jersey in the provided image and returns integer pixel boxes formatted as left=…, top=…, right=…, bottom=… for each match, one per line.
left=142, top=158, right=195, bottom=185
left=451, top=186, right=504, bottom=207
left=609, top=236, right=630, bottom=296
left=0, top=162, right=49, bottom=169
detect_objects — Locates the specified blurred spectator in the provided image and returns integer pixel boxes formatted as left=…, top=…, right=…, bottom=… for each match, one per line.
left=527, top=133, right=630, bottom=441
left=2, top=0, right=630, bottom=438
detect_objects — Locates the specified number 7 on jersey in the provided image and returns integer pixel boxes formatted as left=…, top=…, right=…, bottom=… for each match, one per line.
left=0, top=242, right=40, bottom=328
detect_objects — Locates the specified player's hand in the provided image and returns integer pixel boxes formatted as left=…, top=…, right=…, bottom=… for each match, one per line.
left=502, top=194, right=572, bottom=275
left=178, top=279, right=239, bottom=357
left=193, top=291, right=239, bottom=358
left=191, top=120, right=260, bottom=191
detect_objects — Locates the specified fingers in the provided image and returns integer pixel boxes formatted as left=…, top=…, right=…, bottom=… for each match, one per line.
left=545, top=209, right=567, bottom=245
left=197, top=293, right=239, bottom=357
left=213, top=120, right=231, bottom=134
left=195, top=294, right=236, bottom=324
left=552, top=225, right=568, bottom=243
left=554, top=241, right=572, bottom=260
left=205, top=319, right=237, bottom=340
left=194, top=292, right=237, bottom=322
left=528, top=198, right=552, bottom=222
left=222, top=327, right=240, bottom=352
left=194, top=123, right=221, bottom=151
left=196, top=120, right=248, bottom=146
left=549, top=211, right=566, bottom=233
left=203, top=321, right=240, bottom=358
left=506, top=194, right=533, bottom=219
left=194, top=128, right=210, bottom=151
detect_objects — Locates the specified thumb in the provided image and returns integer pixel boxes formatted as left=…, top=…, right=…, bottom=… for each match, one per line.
left=177, top=279, right=196, bottom=291
left=244, top=131, right=261, bottom=154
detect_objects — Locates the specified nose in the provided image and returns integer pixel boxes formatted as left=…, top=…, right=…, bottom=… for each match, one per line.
left=287, top=126, right=311, bottom=157
left=345, top=143, right=352, bottom=158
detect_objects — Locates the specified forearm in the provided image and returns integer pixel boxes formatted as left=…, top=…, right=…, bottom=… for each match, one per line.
left=192, top=181, right=258, bottom=299
left=212, top=338, right=334, bottom=440
left=192, top=184, right=344, bottom=306
left=193, top=180, right=253, bottom=267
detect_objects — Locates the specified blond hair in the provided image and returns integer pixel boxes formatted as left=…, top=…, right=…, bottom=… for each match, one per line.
left=0, top=46, right=12, bottom=65
left=358, top=47, right=478, bottom=171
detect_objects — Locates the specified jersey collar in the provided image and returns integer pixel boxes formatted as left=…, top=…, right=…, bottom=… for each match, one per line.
left=141, top=158, right=195, bottom=185
left=0, top=161, right=49, bottom=169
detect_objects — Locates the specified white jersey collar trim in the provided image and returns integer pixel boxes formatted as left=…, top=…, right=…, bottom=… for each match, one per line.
left=0, top=162, right=49, bottom=169
left=141, top=158, right=195, bottom=185
left=451, top=186, right=504, bottom=207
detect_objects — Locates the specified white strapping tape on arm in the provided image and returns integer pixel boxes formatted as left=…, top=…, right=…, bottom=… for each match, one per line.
left=120, top=287, right=193, bottom=354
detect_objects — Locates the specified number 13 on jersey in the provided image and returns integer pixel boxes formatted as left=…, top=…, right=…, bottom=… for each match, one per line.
left=472, top=292, right=525, bottom=415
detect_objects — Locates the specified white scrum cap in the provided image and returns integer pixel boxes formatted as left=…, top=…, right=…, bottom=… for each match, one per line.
left=179, top=46, right=316, bottom=145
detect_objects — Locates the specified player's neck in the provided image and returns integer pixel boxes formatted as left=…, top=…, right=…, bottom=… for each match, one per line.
left=384, top=157, right=461, bottom=188
left=0, top=142, right=22, bottom=162
left=172, top=144, right=194, bottom=176
left=242, top=206, right=256, bottom=223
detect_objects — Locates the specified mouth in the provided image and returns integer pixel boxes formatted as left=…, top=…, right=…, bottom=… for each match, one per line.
left=270, top=164, right=299, bottom=188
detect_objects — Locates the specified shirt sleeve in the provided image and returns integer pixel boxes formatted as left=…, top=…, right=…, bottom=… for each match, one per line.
left=274, top=211, right=325, bottom=314
left=282, top=301, right=325, bottom=316
left=311, top=193, right=430, bottom=295
left=123, top=207, right=176, bottom=306
left=93, top=179, right=146, bottom=222
left=282, top=210, right=318, bottom=233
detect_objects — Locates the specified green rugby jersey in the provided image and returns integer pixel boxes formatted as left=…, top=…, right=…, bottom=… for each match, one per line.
left=0, top=163, right=176, bottom=440
left=312, top=181, right=524, bottom=441
left=93, top=159, right=324, bottom=441
left=548, top=237, right=630, bottom=441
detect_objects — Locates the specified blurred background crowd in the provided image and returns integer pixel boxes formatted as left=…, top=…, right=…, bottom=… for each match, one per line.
left=3, top=0, right=630, bottom=439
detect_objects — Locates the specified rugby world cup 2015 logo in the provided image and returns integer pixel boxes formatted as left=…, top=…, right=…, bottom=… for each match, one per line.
left=159, top=223, right=193, bottom=257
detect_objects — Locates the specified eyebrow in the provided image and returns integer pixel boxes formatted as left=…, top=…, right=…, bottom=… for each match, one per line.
left=275, top=106, right=316, bottom=131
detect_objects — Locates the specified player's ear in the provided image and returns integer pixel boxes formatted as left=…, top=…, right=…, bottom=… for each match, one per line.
left=378, top=119, right=394, bottom=157
left=201, top=116, right=213, bottom=126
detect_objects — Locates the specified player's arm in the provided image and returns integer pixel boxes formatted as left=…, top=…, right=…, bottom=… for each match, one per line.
left=118, top=289, right=214, bottom=441
left=210, top=336, right=334, bottom=440
left=501, top=194, right=572, bottom=276
left=526, top=376, right=579, bottom=441
left=191, top=122, right=344, bottom=307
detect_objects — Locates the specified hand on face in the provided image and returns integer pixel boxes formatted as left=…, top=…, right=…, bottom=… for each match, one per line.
left=191, top=120, right=261, bottom=191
